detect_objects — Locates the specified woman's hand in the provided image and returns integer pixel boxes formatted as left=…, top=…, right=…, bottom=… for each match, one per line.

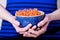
left=10, top=16, right=32, bottom=34
left=0, top=5, right=32, bottom=34
left=23, top=14, right=51, bottom=38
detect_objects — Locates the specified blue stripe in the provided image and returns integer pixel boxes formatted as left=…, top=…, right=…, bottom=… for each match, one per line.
left=55, top=31, right=60, bottom=34
left=8, top=0, right=56, bottom=4
left=8, top=4, right=56, bottom=9
left=7, top=3, right=56, bottom=6
left=0, top=30, right=16, bottom=33
left=0, top=34, right=18, bottom=37
left=7, top=8, right=56, bottom=11
left=2, top=26, right=14, bottom=30
left=1, top=0, right=59, bottom=38
left=48, top=24, right=60, bottom=27
left=7, top=6, right=56, bottom=9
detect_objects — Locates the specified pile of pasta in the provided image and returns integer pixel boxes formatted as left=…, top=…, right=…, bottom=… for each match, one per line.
left=16, top=8, right=42, bottom=16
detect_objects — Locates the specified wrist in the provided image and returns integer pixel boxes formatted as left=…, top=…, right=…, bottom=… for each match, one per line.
left=47, top=13, right=53, bottom=22
left=6, top=16, right=15, bottom=23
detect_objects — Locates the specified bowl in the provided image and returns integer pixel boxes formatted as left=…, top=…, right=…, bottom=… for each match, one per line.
left=15, top=11, right=45, bottom=28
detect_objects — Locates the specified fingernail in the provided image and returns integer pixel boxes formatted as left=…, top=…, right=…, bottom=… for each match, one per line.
left=34, top=25, right=36, bottom=27
left=37, top=23, right=40, bottom=27
left=28, top=23, right=32, bottom=26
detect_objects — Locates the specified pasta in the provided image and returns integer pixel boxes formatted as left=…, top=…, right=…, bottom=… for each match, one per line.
left=16, top=8, right=42, bottom=16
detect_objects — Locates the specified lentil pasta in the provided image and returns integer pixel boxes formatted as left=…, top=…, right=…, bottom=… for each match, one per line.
left=16, top=8, right=42, bottom=16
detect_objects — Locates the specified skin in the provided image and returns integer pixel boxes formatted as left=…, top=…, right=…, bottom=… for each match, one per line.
left=0, top=4, right=60, bottom=38
left=0, top=4, right=32, bottom=34
left=23, top=9, right=60, bottom=38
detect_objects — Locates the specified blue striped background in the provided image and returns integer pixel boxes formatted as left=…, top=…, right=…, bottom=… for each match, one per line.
left=1, top=0, right=60, bottom=38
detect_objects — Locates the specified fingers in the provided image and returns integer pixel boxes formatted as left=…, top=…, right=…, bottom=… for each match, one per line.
left=14, top=20, right=20, bottom=26
left=12, top=23, right=21, bottom=33
left=20, top=31, right=26, bottom=34
left=28, top=29, right=38, bottom=35
left=23, top=32, right=36, bottom=38
left=36, top=28, right=40, bottom=31
left=23, top=24, right=32, bottom=31
left=17, top=24, right=32, bottom=32
left=12, top=22, right=32, bottom=35
left=27, top=22, right=49, bottom=36
left=31, top=25, right=36, bottom=30
left=38, top=22, right=49, bottom=34
left=37, top=16, right=48, bottom=28
left=19, top=24, right=32, bottom=34
left=12, top=20, right=20, bottom=27
left=12, top=20, right=20, bottom=26
left=8, top=16, right=17, bottom=24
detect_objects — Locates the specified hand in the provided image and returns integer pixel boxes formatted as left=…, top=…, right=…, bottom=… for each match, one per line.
left=23, top=14, right=50, bottom=38
left=10, top=16, right=32, bottom=34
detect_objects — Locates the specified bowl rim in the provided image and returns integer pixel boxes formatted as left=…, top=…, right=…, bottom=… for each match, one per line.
left=15, top=11, right=45, bottom=17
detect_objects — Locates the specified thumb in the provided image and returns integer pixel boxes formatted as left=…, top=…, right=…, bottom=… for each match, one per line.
left=9, top=16, right=20, bottom=26
left=12, top=20, right=20, bottom=26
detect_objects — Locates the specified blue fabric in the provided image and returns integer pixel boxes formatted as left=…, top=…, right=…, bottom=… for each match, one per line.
left=1, top=0, right=60, bottom=38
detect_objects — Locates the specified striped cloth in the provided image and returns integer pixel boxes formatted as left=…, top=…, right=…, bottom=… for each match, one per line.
left=1, top=0, right=60, bottom=38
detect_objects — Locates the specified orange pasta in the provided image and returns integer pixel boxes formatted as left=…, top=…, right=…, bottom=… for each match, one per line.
left=16, top=8, right=42, bottom=16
